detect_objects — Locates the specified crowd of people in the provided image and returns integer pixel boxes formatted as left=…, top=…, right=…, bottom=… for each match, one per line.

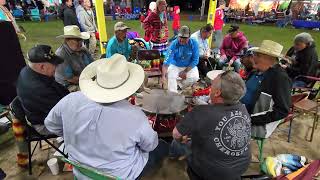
left=0, top=0, right=319, bottom=179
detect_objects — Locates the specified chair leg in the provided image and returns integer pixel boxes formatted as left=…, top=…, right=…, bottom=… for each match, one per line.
left=39, top=140, right=42, bottom=149
left=43, top=139, right=67, bottom=158
left=309, top=115, right=318, bottom=142
left=256, top=139, right=265, bottom=162
left=28, top=141, right=32, bottom=175
left=288, top=119, right=293, bottom=143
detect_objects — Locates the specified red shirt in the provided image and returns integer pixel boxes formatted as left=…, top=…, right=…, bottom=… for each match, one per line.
left=214, top=8, right=224, bottom=31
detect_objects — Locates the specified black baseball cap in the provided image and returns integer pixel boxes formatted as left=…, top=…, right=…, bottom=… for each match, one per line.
left=228, top=24, right=240, bottom=33
left=27, top=45, right=64, bottom=65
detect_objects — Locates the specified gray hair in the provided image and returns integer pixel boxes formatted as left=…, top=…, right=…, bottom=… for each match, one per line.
left=213, top=71, right=246, bottom=104
left=294, top=32, right=314, bottom=45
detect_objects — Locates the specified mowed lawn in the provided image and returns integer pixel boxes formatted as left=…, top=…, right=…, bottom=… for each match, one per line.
left=18, top=19, right=320, bottom=56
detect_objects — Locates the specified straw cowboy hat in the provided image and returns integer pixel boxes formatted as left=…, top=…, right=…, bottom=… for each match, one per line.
left=248, top=40, right=284, bottom=58
left=79, top=54, right=145, bottom=103
left=56, top=25, right=90, bottom=39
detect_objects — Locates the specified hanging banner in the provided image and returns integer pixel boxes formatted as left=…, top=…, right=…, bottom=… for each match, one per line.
left=95, top=0, right=108, bottom=54
left=207, top=0, right=218, bottom=48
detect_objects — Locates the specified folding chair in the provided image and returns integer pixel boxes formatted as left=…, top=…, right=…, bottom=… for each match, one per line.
left=30, top=8, right=41, bottom=21
left=281, top=93, right=309, bottom=142
left=293, top=95, right=319, bottom=142
left=0, top=104, right=10, bottom=135
left=59, top=157, right=121, bottom=180
left=9, top=97, right=67, bottom=175
left=12, top=9, right=25, bottom=21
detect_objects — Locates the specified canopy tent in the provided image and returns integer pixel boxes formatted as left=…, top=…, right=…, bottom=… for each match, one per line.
left=229, top=0, right=320, bottom=12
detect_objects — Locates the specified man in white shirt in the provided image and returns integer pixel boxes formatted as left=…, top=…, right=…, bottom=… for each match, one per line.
left=191, top=24, right=214, bottom=77
left=45, top=54, right=168, bottom=179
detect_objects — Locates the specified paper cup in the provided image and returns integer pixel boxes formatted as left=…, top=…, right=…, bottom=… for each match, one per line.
left=47, top=158, right=59, bottom=175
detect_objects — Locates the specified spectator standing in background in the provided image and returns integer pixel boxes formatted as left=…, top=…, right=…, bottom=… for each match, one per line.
left=144, top=1, right=156, bottom=41
left=213, top=0, right=225, bottom=50
left=59, top=0, right=80, bottom=27
left=78, top=0, right=97, bottom=56
left=143, top=0, right=169, bottom=56
left=172, top=5, right=180, bottom=37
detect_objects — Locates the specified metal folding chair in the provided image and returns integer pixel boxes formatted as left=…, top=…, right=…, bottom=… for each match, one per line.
left=9, top=97, right=68, bottom=175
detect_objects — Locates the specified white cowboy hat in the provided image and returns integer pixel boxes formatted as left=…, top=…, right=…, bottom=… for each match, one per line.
left=56, top=25, right=90, bottom=40
left=248, top=40, right=284, bottom=58
left=207, top=70, right=225, bottom=80
left=79, top=54, right=145, bottom=103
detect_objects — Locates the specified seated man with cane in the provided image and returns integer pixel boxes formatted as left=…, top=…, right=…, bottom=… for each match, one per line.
left=162, top=26, right=200, bottom=93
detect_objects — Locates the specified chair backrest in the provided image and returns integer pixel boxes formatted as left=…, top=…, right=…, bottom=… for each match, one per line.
left=60, top=157, right=121, bottom=180
left=291, top=93, right=309, bottom=108
left=13, top=9, right=24, bottom=17
left=30, top=8, right=40, bottom=16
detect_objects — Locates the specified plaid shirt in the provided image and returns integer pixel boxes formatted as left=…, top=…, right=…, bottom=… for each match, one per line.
left=143, top=11, right=169, bottom=43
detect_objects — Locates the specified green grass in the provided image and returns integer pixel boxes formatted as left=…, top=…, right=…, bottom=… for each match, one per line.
left=18, top=20, right=320, bottom=56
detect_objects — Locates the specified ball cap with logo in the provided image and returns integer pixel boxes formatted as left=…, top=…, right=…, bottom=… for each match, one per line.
left=27, top=45, right=64, bottom=65
left=114, top=22, right=131, bottom=31
left=178, top=26, right=190, bottom=38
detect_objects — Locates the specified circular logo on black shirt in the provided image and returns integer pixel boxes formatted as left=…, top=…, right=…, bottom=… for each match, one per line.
left=213, top=110, right=251, bottom=157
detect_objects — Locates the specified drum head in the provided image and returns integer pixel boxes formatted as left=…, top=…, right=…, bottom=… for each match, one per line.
left=138, top=89, right=187, bottom=114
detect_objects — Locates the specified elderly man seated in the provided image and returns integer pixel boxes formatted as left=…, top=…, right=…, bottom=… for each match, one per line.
left=283, top=32, right=318, bottom=87
left=191, top=24, right=214, bottom=77
left=55, top=25, right=93, bottom=89
left=217, top=25, right=248, bottom=72
left=162, top=26, right=199, bottom=93
left=171, top=70, right=251, bottom=180
left=241, top=40, right=292, bottom=138
left=45, top=54, right=168, bottom=179
left=106, top=22, right=132, bottom=59
left=16, top=45, right=69, bottom=135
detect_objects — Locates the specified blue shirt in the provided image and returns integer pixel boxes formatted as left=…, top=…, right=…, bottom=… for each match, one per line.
left=45, top=92, right=158, bottom=180
left=106, top=36, right=131, bottom=59
left=241, top=72, right=265, bottom=112
left=0, top=9, right=8, bottom=21
left=164, top=38, right=199, bottom=68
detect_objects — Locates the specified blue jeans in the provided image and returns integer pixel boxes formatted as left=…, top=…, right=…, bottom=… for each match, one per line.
left=217, top=57, right=241, bottom=72
left=213, top=30, right=223, bottom=49
left=137, top=139, right=169, bottom=178
left=169, top=139, right=192, bottom=159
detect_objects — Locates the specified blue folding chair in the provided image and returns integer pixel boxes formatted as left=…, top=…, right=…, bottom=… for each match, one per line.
left=13, top=9, right=24, bottom=21
left=30, top=8, right=41, bottom=21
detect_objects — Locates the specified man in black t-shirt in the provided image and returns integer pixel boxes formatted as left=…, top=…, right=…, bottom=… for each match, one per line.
left=172, top=70, right=251, bottom=180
